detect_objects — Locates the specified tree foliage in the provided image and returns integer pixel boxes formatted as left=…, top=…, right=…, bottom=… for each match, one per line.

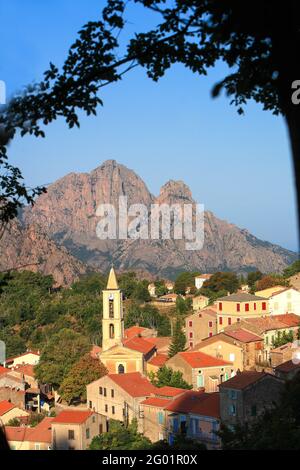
left=202, top=272, right=239, bottom=294
left=255, top=274, right=289, bottom=292
left=125, top=302, right=171, bottom=336
left=60, top=353, right=107, bottom=404
left=168, top=315, right=186, bottom=358
left=284, top=260, right=300, bottom=278
left=149, top=365, right=192, bottom=389
left=34, top=328, right=90, bottom=389
left=89, top=418, right=152, bottom=450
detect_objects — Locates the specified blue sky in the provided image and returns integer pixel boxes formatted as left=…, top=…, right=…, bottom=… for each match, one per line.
left=0, top=0, right=298, bottom=251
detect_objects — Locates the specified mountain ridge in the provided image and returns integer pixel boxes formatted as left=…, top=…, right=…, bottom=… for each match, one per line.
left=15, top=159, right=296, bottom=281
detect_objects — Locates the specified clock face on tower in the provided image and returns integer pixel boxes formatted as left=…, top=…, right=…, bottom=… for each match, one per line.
left=109, top=294, right=114, bottom=300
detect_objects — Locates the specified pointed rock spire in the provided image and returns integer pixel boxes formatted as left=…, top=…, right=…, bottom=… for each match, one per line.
left=107, top=266, right=119, bottom=290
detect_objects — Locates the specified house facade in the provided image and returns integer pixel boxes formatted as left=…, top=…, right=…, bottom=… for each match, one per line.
left=192, top=295, right=209, bottom=311
left=216, top=293, right=269, bottom=333
left=87, top=372, right=157, bottom=431
left=185, top=309, right=217, bottom=349
left=51, top=410, right=105, bottom=450
left=219, top=371, right=285, bottom=428
left=166, top=351, right=235, bottom=391
left=268, top=288, right=300, bottom=316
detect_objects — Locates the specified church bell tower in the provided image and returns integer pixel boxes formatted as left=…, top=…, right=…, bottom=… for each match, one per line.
left=102, top=267, right=124, bottom=352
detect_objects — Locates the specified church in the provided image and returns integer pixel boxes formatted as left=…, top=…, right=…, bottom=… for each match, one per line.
left=99, top=268, right=157, bottom=375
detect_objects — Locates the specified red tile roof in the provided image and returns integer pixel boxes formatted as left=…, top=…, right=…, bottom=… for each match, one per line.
left=5, top=417, right=53, bottom=443
left=124, top=326, right=148, bottom=339
left=52, top=409, right=93, bottom=425
left=272, top=314, right=300, bottom=327
left=13, top=364, right=35, bottom=377
left=5, top=426, right=29, bottom=442
left=0, top=366, right=9, bottom=376
left=141, top=397, right=172, bottom=408
left=166, top=391, right=220, bottom=418
left=123, top=337, right=156, bottom=355
left=26, top=417, right=53, bottom=443
left=218, top=371, right=272, bottom=390
left=244, top=314, right=300, bottom=333
left=147, top=354, right=168, bottom=367
left=224, top=329, right=263, bottom=343
left=155, top=386, right=187, bottom=397
left=275, top=359, right=300, bottom=373
left=109, top=372, right=157, bottom=397
left=0, top=400, right=15, bottom=416
left=144, top=337, right=171, bottom=352
left=179, top=351, right=232, bottom=368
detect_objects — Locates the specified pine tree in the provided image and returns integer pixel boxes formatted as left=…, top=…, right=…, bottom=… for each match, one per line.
left=168, top=316, right=186, bottom=358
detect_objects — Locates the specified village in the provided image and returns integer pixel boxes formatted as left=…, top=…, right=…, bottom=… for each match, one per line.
left=1, top=267, right=300, bottom=450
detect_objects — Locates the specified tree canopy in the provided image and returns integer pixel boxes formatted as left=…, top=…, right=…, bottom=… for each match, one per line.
left=60, top=353, right=107, bottom=404
left=149, top=365, right=192, bottom=389
left=89, top=419, right=152, bottom=450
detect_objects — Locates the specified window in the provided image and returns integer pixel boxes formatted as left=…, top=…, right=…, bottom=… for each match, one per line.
left=236, top=304, right=240, bottom=312
left=68, top=430, right=75, bottom=440
left=105, top=405, right=108, bottom=413
left=254, top=302, right=256, bottom=311
left=111, top=389, right=114, bottom=398
left=118, top=364, right=125, bottom=374
left=86, top=428, right=90, bottom=439
left=189, top=321, right=193, bottom=327
left=89, top=401, right=92, bottom=409
left=109, top=298, right=114, bottom=318
left=189, top=332, right=193, bottom=339
left=266, top=336, right=269, bottom=345
left=262, top=302, right=267, bottom=311
left=99, top=424, right=103, bottom=434
left=230, top=390, right=237, bottom=400
left=245, top=303, right=249, bottom=312
left=219, top=316, right=223, bottom=325
left=104, top=388, right=107, bottom=397
left=197, top=373, right=204, bottom=388
left=209, top=321, right=213, bottom=328
left=109, top=323, right=115, bottom=339
left=112, top=406, right=115, bottom=415
left=251, top=405, right=257, bottom=417
left=189, top=342, right=193, bottom=347
left=34, top=443, right=41, bottom=450
left=158, top=411, right=164, bottom=425
left=229, top=404, right=236, bottom=416
left=209, top=332, right=213, bottom=337
left=99, top=387, right=103, bottom=395
left=287, top=302, right=292, bottom=311
left=228, top=317, right=231, bottom=325
left=229, top=353, right=235, bottom=362
left=92, top=416, right=95, bottom=423
left=219, top=302, right=223, bottom=311
left=237, top=318, right=241, bottom=322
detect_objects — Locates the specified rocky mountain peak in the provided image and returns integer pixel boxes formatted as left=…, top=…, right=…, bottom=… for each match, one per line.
left=156, top=180, right=194, bottom=205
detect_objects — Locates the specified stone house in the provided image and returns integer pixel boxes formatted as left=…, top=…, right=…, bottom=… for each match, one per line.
left=219, top=371, right=285, bottom=428
left=51, top=409, right=105, bottom=450
left=141, top=390, right=221, bottom=449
